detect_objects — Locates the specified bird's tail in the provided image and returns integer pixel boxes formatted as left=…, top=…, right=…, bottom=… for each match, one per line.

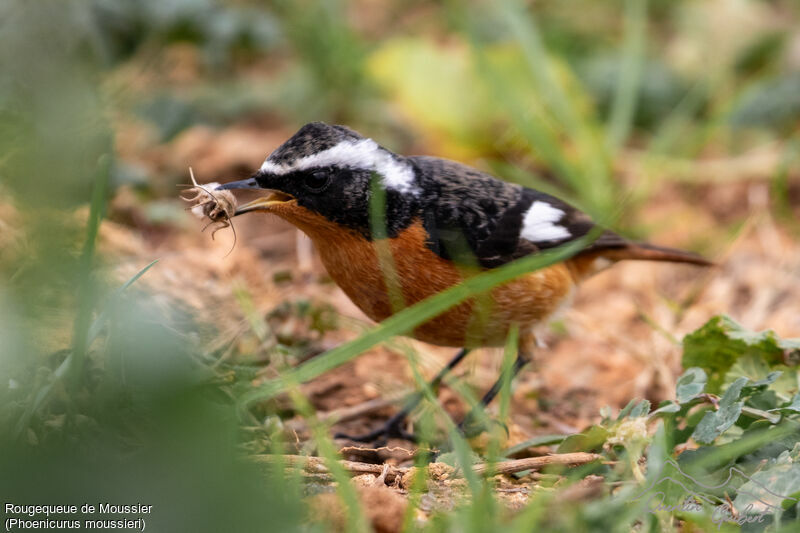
left=605, top=242, right=713, bottom=267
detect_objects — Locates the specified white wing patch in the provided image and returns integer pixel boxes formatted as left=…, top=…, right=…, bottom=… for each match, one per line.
left=521, top=201, right=571, bottom=242
left=260, top=138, right=419, bottom=195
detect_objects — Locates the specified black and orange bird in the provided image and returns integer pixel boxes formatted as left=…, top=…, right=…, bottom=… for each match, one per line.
left=214, top=122, right=711, bottom=442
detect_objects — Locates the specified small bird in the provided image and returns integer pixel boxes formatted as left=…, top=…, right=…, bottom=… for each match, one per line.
left=216, top=122, right=710, bottom=442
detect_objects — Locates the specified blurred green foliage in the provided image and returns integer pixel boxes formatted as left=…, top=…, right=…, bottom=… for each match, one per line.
left=91, top=0, right=281, bottom=66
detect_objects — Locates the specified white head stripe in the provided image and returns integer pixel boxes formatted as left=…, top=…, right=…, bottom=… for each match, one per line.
left=521, top=201, right=571, bottom=242
left=260, top=138, right=419, bottom=194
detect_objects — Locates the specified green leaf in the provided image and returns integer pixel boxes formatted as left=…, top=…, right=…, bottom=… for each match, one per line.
left=617, top=398, right=650, bottom=420
left=691, top=404, right=742, bottom=444
left=682, top=316, right=798, bottom=394
left=721, top=377, right=749, bottom=407
left=691, top=378, right=748, bottom=444
left=733, top=462, right=800, bottom=517
left=790, top=443, right=800, bottom=462
left=650, top=401, right=680, bottom=416
left=730, top=72, right=800, bottom=131
left=750, top=371, right=783, bottom=388
left=771, top=394, right=800, bottom=414
left=676, top=367, right=707, bottom=403
left=630, top=399, right=651, bottom=419
left=557, top=425, right=609, bottom=453
left=723, top=354, right=796, bottom=399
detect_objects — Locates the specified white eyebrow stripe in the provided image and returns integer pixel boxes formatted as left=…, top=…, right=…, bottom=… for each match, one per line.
left=260, top=138, right=419, bottom=195
left=520, top=201, right=571, bottom=242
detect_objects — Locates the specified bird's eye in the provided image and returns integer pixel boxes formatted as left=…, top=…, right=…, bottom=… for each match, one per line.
left=303, top=169, right=331, bottom=193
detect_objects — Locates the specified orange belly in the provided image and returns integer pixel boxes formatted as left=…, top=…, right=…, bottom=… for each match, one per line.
left=268, top=206, right=576, bottom=347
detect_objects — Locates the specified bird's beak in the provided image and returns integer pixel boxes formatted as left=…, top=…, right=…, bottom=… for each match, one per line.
left=216, top=178, right=259, bottom=191
left=214, top=178, right=295, bottom=216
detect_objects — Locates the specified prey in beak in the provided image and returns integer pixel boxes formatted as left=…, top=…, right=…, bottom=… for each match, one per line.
left=215, top=178, right=296, bottom=216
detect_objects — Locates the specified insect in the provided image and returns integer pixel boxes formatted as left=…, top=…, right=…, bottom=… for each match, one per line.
left=181, top=168, right=238, bottom=253
left=190, top=122, right=712, bottom=443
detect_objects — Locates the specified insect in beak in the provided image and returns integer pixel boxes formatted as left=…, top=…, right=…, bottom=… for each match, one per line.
left=214, top=179, right=295, bottom=216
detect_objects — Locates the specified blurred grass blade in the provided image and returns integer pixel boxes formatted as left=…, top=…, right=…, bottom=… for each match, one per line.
left=68, top=154, right=112, bottom=386
left=238, top=234, right=594, bottom=408
left=369, top=172, right=404, bottom=313
left=283, top=379, right=370, bottom=533
left=87, top=259, right=159, bottom=344
left=607, top=0, right=648, bottom=153
left=485, top=324, right=519, bottom=463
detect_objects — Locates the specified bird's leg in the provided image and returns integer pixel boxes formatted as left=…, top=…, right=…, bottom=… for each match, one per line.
left=334, top=348, right=471, bottom=443
left=458, top=347, right=531, bottom=438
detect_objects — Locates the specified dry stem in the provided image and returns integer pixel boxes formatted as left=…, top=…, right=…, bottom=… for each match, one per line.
left=252, top=452, right=602, bottom=483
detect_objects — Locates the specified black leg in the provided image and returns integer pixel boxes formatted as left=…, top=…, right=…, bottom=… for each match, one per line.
left=458, top=353, right=529, bottom=437
left=334, top=348, right=471, bottom=443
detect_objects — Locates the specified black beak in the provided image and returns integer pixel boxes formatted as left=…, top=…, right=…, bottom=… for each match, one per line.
left=215, top=177, right=261, bottom=191
left=215, top=175, right=295, bottom=216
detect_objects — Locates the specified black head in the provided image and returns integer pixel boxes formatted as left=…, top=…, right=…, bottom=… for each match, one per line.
left=219, top=122, right=421, bottom=238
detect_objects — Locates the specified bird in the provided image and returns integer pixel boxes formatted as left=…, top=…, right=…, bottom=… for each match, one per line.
left=215, top=121, right=711, bottom=443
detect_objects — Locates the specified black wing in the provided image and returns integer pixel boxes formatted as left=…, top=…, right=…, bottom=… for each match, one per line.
left=409, top=156, right=625, bottom=268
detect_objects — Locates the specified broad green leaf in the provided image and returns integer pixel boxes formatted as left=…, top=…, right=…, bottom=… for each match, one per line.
left=676, top=367, right=707, bottom=403
left=721, top=378, right=749, bottom=407
left=557, top=425, right=609, bottom=453
left=682, top=315, right=799, bottom=394
left=733, top=462, right=800, bottom=517
left=723, top=354, right=797, bottom=399
left=740, top=398, right=783, bottom=424
left=692, top=404, right=742, bottom=444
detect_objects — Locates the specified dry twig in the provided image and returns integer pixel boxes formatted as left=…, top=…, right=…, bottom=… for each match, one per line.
left=252, top=454, right=409, bottom=484
left=252, top=451, right=602, bottom=484
left=472, top=452, right=602, bottom=476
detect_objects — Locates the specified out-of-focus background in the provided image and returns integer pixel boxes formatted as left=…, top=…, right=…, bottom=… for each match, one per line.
left=1, top=0, right=799, bottom=531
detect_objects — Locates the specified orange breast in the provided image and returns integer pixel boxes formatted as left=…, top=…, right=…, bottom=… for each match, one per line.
left=269, top=204, right=576, bottom=347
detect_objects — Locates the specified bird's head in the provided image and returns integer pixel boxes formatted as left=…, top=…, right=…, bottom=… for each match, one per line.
left=217, top=122, right=420, bottom=239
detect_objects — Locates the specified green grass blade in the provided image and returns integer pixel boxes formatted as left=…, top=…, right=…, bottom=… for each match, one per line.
left=68, top=154, right=112, bottom=386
